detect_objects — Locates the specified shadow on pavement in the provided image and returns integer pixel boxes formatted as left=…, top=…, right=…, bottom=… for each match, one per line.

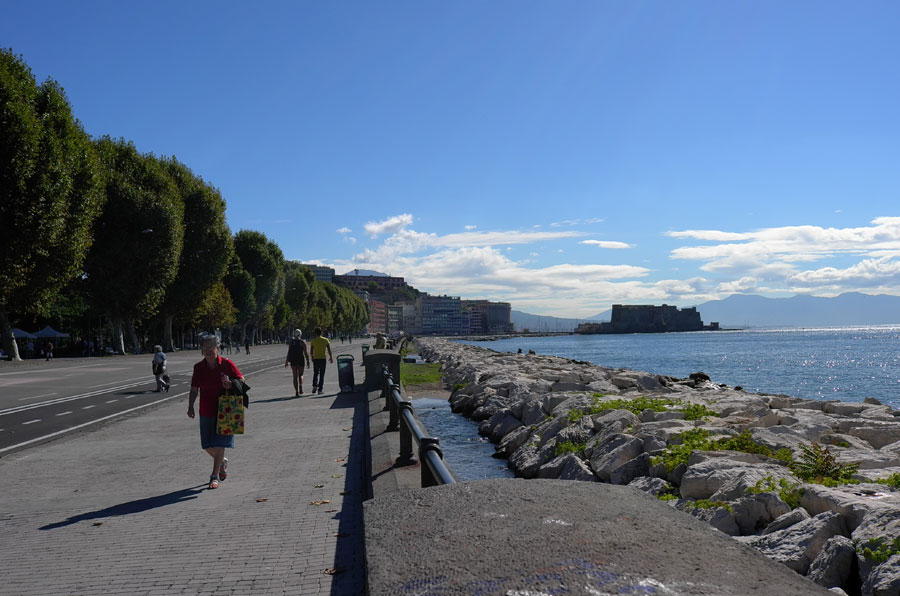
left=39, top=485, right=206, bottom=530
left=329, top=388, right=369, bottom=595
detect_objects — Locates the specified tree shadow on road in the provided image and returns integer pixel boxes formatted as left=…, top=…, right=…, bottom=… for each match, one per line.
left=39, top=485, right=205, bottom=530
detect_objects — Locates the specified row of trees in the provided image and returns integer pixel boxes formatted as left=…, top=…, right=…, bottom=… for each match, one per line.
left=0, top=49, right=368, bottom=360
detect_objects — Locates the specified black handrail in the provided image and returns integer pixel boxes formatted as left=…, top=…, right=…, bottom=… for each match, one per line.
left=381, top=364, right=457, bottom=488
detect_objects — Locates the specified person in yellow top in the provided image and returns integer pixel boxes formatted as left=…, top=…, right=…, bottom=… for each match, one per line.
left=309, top=327, right=333, bottom=394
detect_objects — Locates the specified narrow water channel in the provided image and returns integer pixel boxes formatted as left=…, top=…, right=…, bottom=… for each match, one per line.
left=411, top=398, right=515, bottom=482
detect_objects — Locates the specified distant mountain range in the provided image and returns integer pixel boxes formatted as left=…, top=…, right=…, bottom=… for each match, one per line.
left=512, top=292, right=900, bottom=332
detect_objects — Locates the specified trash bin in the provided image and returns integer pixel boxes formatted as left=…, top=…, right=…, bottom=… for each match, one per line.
left=337, top=354, right=355, bottom=392
left=361, top=344, right=370, bottom=356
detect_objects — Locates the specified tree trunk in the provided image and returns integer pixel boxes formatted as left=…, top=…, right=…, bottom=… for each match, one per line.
left=125, top=320, right=140, bottom=353
left=0, top=309, right=23, bottom=361
left=111, top=317, right=126, bottom=355
left=163, top=314, right=175, bottom=352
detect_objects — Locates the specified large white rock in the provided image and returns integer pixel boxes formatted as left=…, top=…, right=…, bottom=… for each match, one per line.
left=806, top=535, right=857, bottom=589
left=801, top=484, right=900, bottom=532
left=736, top=511, right=848, bottom=574
left=588, top=434, right=644, bottom=482
left=680, top=456, right=791, bottom=500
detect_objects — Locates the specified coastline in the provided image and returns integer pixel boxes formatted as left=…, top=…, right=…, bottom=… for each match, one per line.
left=414, top=337, right=900, bottom=595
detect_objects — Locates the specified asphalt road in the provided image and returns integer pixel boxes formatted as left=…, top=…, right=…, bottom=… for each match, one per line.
left=0, top=344, right=289, bottom=456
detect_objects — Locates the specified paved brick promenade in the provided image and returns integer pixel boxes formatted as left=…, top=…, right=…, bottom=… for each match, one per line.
left=0, top=343, right=367, bottom=595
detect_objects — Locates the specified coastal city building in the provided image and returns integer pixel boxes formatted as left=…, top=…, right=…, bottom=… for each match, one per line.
left=298, top=263, right=335, bottom=283
left=334, top=272, right=408, bottom=293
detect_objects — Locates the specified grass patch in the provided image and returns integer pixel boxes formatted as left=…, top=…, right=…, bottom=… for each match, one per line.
left=399, top=362, right=442, bottom=385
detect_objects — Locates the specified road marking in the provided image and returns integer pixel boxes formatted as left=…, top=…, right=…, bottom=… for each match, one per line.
left=82, top=405, right=95, bottom=409
left=106, top=399, right=118, bottom=403
left=18, top=393, right=58, bottom=401
left=56, top=411, right=72, bottom=416
left=22, top=419, right=41, bottom=425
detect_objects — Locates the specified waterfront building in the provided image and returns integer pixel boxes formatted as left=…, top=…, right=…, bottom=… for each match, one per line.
left=462, top=300, right=513, bottom=334
left=297, top=263, right=335, bottom=283
left=334, top=271, right=408, bottom=293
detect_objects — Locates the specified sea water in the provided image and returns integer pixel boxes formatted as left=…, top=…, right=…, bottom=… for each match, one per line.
left=462, top=326, right=900, bottom=410
left=424, top=326, right=900, bottom=480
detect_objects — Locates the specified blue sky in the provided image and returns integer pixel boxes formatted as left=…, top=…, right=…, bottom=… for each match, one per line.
left=5, top=1, right=900, bottom=317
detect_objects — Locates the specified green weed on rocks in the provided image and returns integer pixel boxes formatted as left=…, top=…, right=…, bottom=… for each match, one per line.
left=566, top=395, right=719, bottom=424
left=554, top=440, right=587, bottom=458
left=856, top=536, right=900, bottom=564
left=685, top=499, right=733, bottom=513
left=790, top=442, right=859, bottom=485
left=746, top=475, right=804, bottom=509
left=875, top=473, right=900, bottom=489
left=651, top=429, right=793, bottom=473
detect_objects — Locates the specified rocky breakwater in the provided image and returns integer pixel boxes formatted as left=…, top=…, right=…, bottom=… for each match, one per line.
left=415, top=337, right=900, bottom=596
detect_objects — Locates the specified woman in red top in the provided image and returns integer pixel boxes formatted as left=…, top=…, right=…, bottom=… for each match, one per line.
left=188, top=336, right=243, bottom=489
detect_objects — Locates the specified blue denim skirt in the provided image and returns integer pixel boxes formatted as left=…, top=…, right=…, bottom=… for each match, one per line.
left=199, top=415, right=235, bottom=449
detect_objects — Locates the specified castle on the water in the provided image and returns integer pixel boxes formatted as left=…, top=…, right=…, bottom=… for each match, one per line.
left=574, top=304, right=720, bottom=334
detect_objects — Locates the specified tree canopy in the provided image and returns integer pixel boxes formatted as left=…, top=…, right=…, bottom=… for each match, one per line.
left=0, top=49, right=104, bottom=360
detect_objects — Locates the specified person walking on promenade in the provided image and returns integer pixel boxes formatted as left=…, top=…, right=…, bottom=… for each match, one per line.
left=244, top=336, right=251, bottom=355
left=187, top=336, right=244, bottom=489
left=309, top=327, right=333, bottom=394
left=151, top=345, right=170, bottom=392
left=374, top=332, right=386, bottom=349
left=44, top=341, right=54, bottom=361
left=284, top=329, right=310, bottom=396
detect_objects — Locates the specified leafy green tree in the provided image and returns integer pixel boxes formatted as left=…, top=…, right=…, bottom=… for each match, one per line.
left=223, top=253, right=256, bottom=335
left=192, top=281, right=236, bottom=331
left=83, top=138, right=183, bottom=354
left=0, top=49, right=104, bottom=360
left=232, top=230, right=284, bottom=343
left=156, top=158, right=233, bottom=350
left=283, top=261, right=315, bottom=331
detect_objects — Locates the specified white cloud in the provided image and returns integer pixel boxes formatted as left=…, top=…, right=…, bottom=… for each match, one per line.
left=667, top=217, right=900, bottom=298
left=550, top=217, right=605, bottom=228
left=364, top=213, right=413, bottom=237
left=580, top=240, right=632, bottom=249
left=464, top=224, right=477, bottom=230
left=336, top=227, right=352, bottom=234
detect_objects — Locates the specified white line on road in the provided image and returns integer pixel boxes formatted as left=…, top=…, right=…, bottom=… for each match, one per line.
left=0, top=361, right=283, bottom=456
left=56, top=411, right=72, bottom=416
left=22, top=419, right=41, bottom=425
left=106, top=400, right=118, bottom=403
left=82, top=405, right=95, bottom=409
left=18, top=393, right=58, bottom=401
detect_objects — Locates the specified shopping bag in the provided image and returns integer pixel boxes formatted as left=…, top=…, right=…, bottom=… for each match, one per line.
left=216, top=390, right=245, bottom=435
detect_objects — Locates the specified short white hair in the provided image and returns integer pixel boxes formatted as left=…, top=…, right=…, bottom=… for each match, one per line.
left=294, top=329, right=302, bottom=338
left=200, top=336, right=219, bottom=349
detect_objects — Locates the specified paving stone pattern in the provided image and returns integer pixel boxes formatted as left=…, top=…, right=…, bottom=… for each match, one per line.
left=0, top=345, right=366, bottom=596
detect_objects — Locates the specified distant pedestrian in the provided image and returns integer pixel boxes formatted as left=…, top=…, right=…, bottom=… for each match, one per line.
left=284, top=329, right=310, bottom=396
left=44, top=341, right=54, bottom=361
left=309, top=327, right=333, bottom=394
left=244, top=336, right=251, bottom=355
left=151, top=345, right=170, bottom=392
left=222, top=339, right=231, bottom=355
left=374, top=333, right=386, bottom=349
left=187, top=336, right=244, bottom=490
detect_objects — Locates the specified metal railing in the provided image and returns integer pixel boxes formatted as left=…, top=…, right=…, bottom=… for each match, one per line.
left=381, top=364, right=457, bottom=488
